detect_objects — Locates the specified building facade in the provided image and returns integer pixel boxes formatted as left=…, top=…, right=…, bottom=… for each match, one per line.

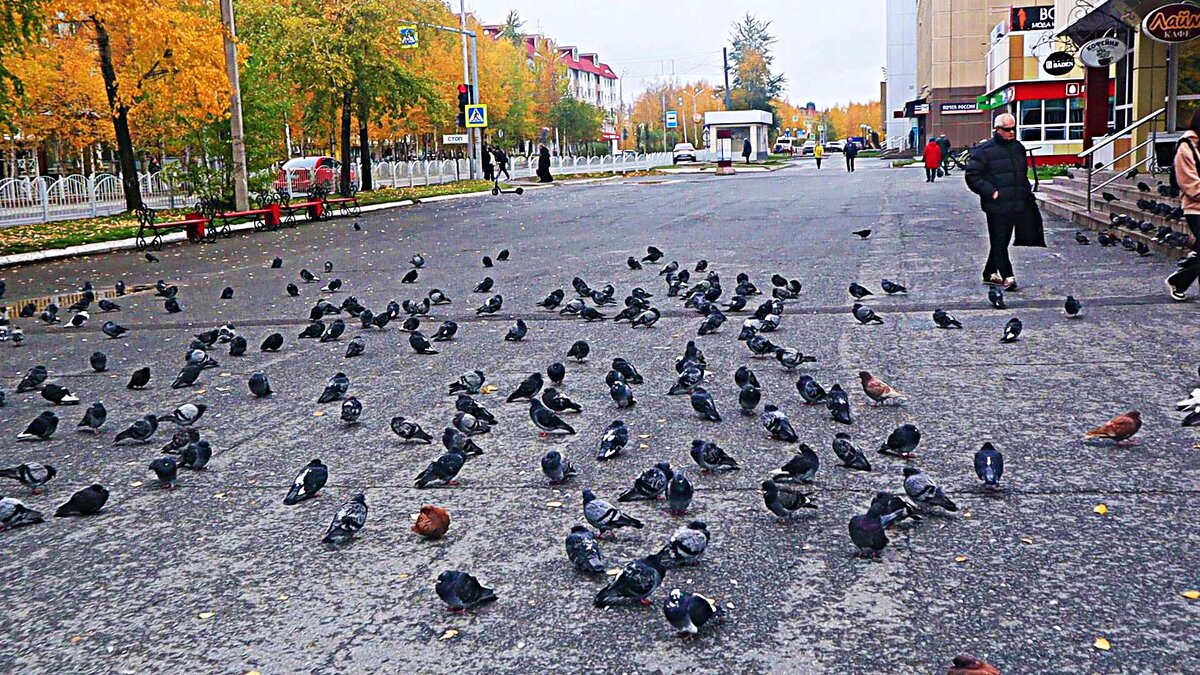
left=885, top=0, right=919, bottom=150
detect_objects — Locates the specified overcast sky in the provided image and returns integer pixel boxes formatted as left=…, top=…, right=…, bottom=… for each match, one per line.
left=464, top=0, right=885, bottom=108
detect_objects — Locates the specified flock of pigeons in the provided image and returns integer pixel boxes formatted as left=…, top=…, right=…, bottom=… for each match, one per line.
left=0, top=222, right=1191, bottom=661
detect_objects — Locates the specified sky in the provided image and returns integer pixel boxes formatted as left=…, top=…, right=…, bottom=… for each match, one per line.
left=464, top=0, right=886, bottom=109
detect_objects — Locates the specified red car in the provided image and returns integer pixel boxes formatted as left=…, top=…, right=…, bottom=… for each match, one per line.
left=275, top=156, right=358, bottom=193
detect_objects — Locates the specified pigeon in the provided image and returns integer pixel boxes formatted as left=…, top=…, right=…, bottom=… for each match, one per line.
left=320, top=278, right=344, bottom=293
left=319, top=319, right=346, bottom=343
left=451, top=411, right=490, bottom=436
left=322, top=493, right=368, bottom=545
left=848, top=282, right=873, bottom=299
left=283, top=459, right=328, bottom=505
left=565, top=525, right=605, bottom=574
left=299, top=268, right=319, bottom=283
left=947, top=653, right=1002, bottom=675
left=852, top=229, right=872, bottom=239
left=430, top=320, right=458, bottom=342
left=164, top=297, right=183, bottom=314
left=148, top=456, right=177, bottom=489
left=529, top=399, right=576, bottom=435
left=260, top=333, right=284, bottom=352
left=428, top=289, right=452, bottom=305
left=903, top=467, right=958, bottom=512
left=504, top=319, right=528, bottom=341
left=436, top=570, right=497, bottom=611
left=170, top=363, right=202, bottom=389
left=54, top=484, right=109, bottom=517
left=660, top=521, right=709, bottom=566
left=496, top=249, right=509, bottom=261
left=540, top=449, right=577, bottom=484
left=248, top=372, right=272, bottom=398
left=473, top=277, right=494, bottom=293
left=1075, top=231, right=1090, bottom=245
left=344, top=335, right=364, bottom=358
left=974, top=442, right=1004, bottom=491
left=145, top=252, right=159, bottom=263
left=228, top=335, right=248, bottom=356
left=663, top=589, right=723, bottom=636
left=1136, top=240, right=1151, bottom=256
left=738, top=384, right=761, bottom=415
left=1064, top=295, right=1082, bottom=318
left=340, top=397, right=362, bottom=424
left=475, top=295, right=503, bottom=315
left=583, top=489, right=644, bottom=537
left=597, top=420, right=629, bottom=460
left=566, top=340, right=590, bottom=362
left=642, top=245, right=664, bottom=262
left=410, top=253, right=425, bottom=268
left=659, top=260, right=679, bottom=277
left=760, top=404, right=798, bottom=442
left=932, top=309, right=962, bottom=329
left=848, top=502, right=889, bottom=558
left=832, top=432, right=871, bottom=471
left=1001, top=317, right=1022, bottom=343
left=538, top=289, right=565, bottom=310
left=851, top=303, right=883, bottom=324
left=542, top=387, right=582, bottom=414
left=0, top=463, right=57, bottom=493
left=165, top=403, right=206, bottom=426
left=390, top=416, right=433, bottom=444
left=448, top=370, right=486, bottom=396
left=271, top=257, right=283, bottom=268
left=400, top=269, right=418, bottom=284
left=298, top=322, right=325, bottom=340
left=594, top=552, right=666, bottom=607
left=627, top=256, right=643, bottom=270
left=665, top=471, right=694, bottom=515
left=17, top=411, right=58, bottom=441
left=286, top=283, right=299, bottom=297
left=414, top=448, right=467, bottom=488
left=611, top=358, right=644, bottom=385
left=826, top=384, right=853, bottom=425
left=669, top=367, right=704, bottom=395
left=880, top=279, right=907, bottom=295
left=409, top=331, right=438, bottom=355
left=988, top=285, right=1006, bottom=309
left=879, top=423, right=920, bottom=458
left=619, top=462, right=673, bottom=502
left=77, top=401, right=107, bottom=433
left=761, top=479, right=817, bottom=522
left=89, top=351, right=108, bottom=373
left=506, top=373, right=543, bottom=402
left=0, top=497, right=43, bottom=531
left=774, top=444, right=820, bottom=482
left=177, top=439, right=212, bottom=469
left=734, top=365, right=760, bottom=389
left=689, top=439, right=738, bottom=472
left=690, top=387, right=721, bottom=422
left=481, top=255, right=494, bottom=268
left=219, top=286, right=234, bottom=300
left=1101, top=191, right=1118, bottom=202
left=774, top=347, right=814, bottom=371
left=455, top=395, right=496, bottom=425
left=412, top=505, right=451, bottom=540
left=114, top=414, right=158, bottom=445
left=317, top=372, right=350, bottom=403
left=609, top=379, right=637, bottom=408
left=859, top=371, right=907, bottom=405
left=1084, top=410, right=1142, bottom=444
left=41, top=383, right=80, bottom=406
left=65, top=311, right=90, bottom=328
left=17, top=365, right=47, bottom=392
left=159, top=427, right=199, bottom=454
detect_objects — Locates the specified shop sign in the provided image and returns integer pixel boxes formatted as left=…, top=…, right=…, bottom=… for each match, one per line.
left=940, top=101, right=981, bottom=115
left=1142, top=3, right=1200, bottom=43
left=1078, top=37, right=1128, bottom=68
left=1043, top=51, right=1076, bottom=76
left=1010, top=6, right=1055, bottom=31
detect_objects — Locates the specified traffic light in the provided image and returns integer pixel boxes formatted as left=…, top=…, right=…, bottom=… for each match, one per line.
left=456, top=84, right=472, bottom=127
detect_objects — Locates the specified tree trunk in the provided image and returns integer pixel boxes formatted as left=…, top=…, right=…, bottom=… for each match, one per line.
left=339, top=88, right=352, bottom=195
left=93, top=19, right=140, bottom=210
left=357, top=91, right=372, bottom=192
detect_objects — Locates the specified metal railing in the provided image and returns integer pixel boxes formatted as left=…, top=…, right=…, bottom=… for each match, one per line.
left=1079, top=107, right=1166, bottom=212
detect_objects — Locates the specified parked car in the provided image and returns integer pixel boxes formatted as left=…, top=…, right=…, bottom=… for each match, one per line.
left=800, top=140, right=817, bottom=156
left=772, top=138, right=796, bottom=154
left=672, top=143, right=698, bottom=164
left=275, top=156, right=358, bottom=193
left=823, top=140, right=845, bottom=153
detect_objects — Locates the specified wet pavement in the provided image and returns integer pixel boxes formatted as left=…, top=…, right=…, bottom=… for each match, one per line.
left=0, top=161, right=1197, bottom=674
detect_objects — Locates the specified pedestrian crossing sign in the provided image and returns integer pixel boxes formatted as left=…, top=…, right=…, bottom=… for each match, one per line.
left=465, top=104, right=488, bottom=128
left=398, top=25, right=418, bottom=49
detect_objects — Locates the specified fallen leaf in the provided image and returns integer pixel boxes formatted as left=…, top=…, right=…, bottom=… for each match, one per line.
left=606, top=568, right=621, bottom=576
left=545, top=501, right=563, bottom=508
left=195, top=389, right=207, bottom=395
left=954, top=555, right=968, bottom=563
left=1094, top=504, right=1108, bottom=515
left=638, top=434, right=651, bottom=439
left=409, top=513, right=419, bottom=521
left=246, top=671, right=261, bottom=675
left=197, top=611, right=215, bottom=620
left=1182, top=589, right=1200, bottom=600
left=439, top=629, right=459, bottom=641
left=277, top=595, right=289, bottom=601
left=801, top=544, right=812, bottom=551
left=481, top=384, right=498, bottom=394
left=129, top=480, right=144, bottom=488
left=638, top=443, right=649, bottom=449
left=69, top=636, right=83, bottom=644
left=397, top=573, right=411, bottom=580
left=725, top=602, right=735, bottom=610
left=212, top=493, right=226, bottom=499
left=1093, top=637, right=1111, bottom=651
left=313, top=410, right=326, bottom=417
left=220, top=372, right=232, bottom=378
left=1021, top=537, right=1034, bottom=545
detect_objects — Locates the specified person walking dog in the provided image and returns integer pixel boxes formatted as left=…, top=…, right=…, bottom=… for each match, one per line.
left=923, top=139, right=942, bottom=183
left=813, top=141, right=824, bottom=169
left=1165, top=108, right=1200, bottom=301
left=965, top=113, right=1043, bottom=291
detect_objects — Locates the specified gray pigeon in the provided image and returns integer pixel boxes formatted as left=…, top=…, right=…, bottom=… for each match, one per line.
left=659, top=521, right=709, bottom=566
left=322, top=493, right=367, bottom=545
left=0, top=496, right=44, bottom=530
left=583, top=489, right=644, bottom=537
left=903, top=467, right=958, bottom=512
left=77, top=402, right=107, bottom=433
left=435, top=570, right=497, bottom=610
left=565, top=525, right=605, bottom=574
left=663, top=588, right=723, bottom=636
left=761, top=479, right=817, bottom=522
left=540, top=449, right=577, bottom=484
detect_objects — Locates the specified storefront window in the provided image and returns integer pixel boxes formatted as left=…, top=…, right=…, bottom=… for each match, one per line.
left=1069, top=99, right=1084, bottom=140
left=1018, top=98, right=1084, bottom=143
left=1019, top=100, right=1042, bottom=141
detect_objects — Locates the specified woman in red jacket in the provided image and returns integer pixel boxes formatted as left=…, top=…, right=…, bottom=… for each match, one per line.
left=924, top=139, right=943, bottom=183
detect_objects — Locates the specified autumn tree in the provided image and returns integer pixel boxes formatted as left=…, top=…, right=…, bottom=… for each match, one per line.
left=726, top=14, right=785, bottom=114
left=0, top=0, right=42, bottom=126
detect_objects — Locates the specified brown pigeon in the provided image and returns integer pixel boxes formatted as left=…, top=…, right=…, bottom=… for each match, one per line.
left=859, top=371, right=908, bottom=405
left=947, top=653, right=1002, bottom=675
left=1084, top=410, right=1142, bottom=445
left=412, top=505, right=451, bottom=540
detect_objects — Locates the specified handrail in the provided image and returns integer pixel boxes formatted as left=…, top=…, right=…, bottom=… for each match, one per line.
left=1078, top=107, right=1165, bottom=158
left=1092, top=138, right=1156, bottom=193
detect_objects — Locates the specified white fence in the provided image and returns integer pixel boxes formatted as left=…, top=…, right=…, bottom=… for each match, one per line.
left=0, top=152, right=673, bottom=227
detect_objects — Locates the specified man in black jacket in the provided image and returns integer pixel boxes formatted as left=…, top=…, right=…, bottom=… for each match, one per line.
left=965, top=113, right=1032, bottom=290
left=844, top=141, right=859, bottom=172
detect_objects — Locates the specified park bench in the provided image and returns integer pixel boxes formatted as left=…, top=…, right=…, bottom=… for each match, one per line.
left=276, top=184, right=327, bottom=224
left=213, top=192, right=283, bottom=234
left=135, top=202, right=211, bottom=251
left=320, top=183, right=363, bottom=218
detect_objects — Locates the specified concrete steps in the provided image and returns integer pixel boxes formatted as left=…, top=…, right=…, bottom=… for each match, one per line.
left=1036, top=174, right=1192, bottom=259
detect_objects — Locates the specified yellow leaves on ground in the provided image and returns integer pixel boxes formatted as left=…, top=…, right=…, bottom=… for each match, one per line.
left=197, top=611, right=215, bottom=620
left=954, top=555, right=968, bottom=563
left=439, top=629, right=458, bottom=641
left=1094, top=504, right=1108, bottom=515
left=1093, top=636, right=1111, bottom=651
left=1182, top=590, right=1200, bottom=600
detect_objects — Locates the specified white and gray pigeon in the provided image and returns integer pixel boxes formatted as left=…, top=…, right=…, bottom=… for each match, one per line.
left=0, top=496, right=44, bottom=531
left=165, top=403, right=206, bottom=426
left=583, top=489, right=643, bottom=536
left=596, top=420, right=629, bottom=460
left=902, top=467, right=958, bottom=512
left=283, top=459, right=328, bottom=505
left=659, top=521, right=709, bottom=567
left=663, top=588, right=723, bottom=635
left=0, top=463, right=58, bottom=493
left=565, top=525, right=605, bottom=574
left=322, top=493, right=367, bottom=545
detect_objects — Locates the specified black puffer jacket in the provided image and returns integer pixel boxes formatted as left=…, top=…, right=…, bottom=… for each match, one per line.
left=965, top=133, right=1033, bottom=215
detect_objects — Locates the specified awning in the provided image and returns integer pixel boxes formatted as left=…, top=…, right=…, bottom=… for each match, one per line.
left=903, top=98, right=929, bottom=116
left=1056, top=0, right=1159, bottom=45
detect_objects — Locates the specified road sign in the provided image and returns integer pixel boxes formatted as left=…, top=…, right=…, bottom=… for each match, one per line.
left=442, top=134, right=469, bottom=144
left=665, top=110, right=678, bottom=129
left=465, top=104, right=488, bottom=128
left=398, top=25, right=418, bottom=49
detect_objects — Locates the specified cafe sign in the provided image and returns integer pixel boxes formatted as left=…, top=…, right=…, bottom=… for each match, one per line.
left=1142, top=3, right=1200, bottom=43
left=1079, top=36, right=1128, bottom=67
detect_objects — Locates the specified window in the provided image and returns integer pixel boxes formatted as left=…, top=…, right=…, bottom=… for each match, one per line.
left=1017, top=98, right=1084, bottom=142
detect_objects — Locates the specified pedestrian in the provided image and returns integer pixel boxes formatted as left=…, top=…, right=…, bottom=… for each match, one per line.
left=923, top=139, right=942, bottom=182
left=481, top=142, right=495, bottom=182
left=844, top=140, right=858, bottom=172
left=813, top=141, right=824, bottom=169
left=536, top=143, right=553, bottom=183
left=1165, top=107, right=1200, bottom=301
left=742, top=138, right=752, bottom=164
left=937, top=135, right=952, bottom=174
left=965, top=113, right=1036, bottom=290
left=493, top=147, right=511, bottom=181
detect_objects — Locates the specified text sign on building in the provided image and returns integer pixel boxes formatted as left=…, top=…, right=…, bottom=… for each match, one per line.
left=1043, top=51, right=1076, bottom=76
left=1142, top=3, right=1200, bottom=43
left=940, top=101, right=981, bottom=115
left=1079, top=36, right=1128, bottom=67
left=1010, top=6, right=1055, bottom=31
left=665, top=110, right=679, bottom=129
left=442, top=134, right=468, bottom=144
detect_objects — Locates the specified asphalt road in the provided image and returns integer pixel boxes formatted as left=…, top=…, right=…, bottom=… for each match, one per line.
left=1, top=161, right=1197, bottom=674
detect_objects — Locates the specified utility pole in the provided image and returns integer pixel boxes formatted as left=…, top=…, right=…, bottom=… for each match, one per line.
left=220, top=0, right=248, bottom=210
left=679, top=97, right=688, bottom=145
left=661, top=92, right=668, bottom=152
left=459, top=0, right=476, bottom=179
left=722, top=47, right=731, bottom=110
